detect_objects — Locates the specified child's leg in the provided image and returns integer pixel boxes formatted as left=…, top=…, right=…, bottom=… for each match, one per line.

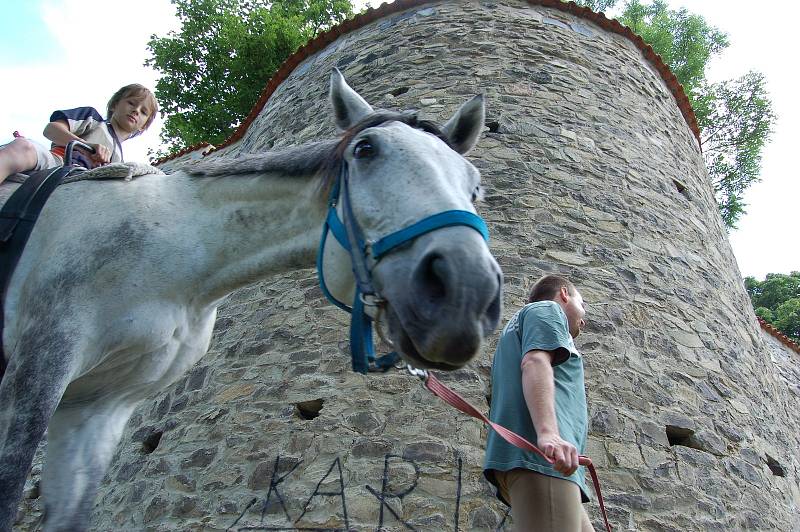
left=0, top=137, right=60, bottom=183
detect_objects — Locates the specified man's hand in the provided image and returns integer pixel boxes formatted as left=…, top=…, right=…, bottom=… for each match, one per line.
left=538, top=432, right=579, bottom=476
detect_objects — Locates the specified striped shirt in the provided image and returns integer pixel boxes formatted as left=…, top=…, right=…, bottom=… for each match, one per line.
left=49, top=107, right=123, bottom=168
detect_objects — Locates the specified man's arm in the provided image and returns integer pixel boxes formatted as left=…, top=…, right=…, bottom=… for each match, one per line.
left=520, top=349, right=579, bottom=476
left=43, top=120, right=111, bottom=164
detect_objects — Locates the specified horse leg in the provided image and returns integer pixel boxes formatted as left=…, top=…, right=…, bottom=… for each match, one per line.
left=0, top=347, right=73, bottom=532
left=39, top=397, right=137, bottom=532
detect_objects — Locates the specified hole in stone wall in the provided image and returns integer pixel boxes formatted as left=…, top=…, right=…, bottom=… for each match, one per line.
left=486, top=120, right=500, bottom=133
left=672, top=179, right=689, bottom=198
left=765, top=454, right=786, bottom=477
left=665, top=425, right=697, bottom=448
left=142, top=430, right=163, bottom=454
left=295, top=398, right=324, bottom=420
left=391, top=86, right=410, bottom=97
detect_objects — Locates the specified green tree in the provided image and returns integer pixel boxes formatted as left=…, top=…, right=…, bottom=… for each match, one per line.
left=773, top=299, right=800, bottom=342
left=745, top=272, right=800, bottom=343
left=571, top=0, right=774, bottom=228
left=618, top=0, right=728, bottom=98
left=573, top=0, right=618, bottom=12
left=146, top=0, right=353, bottom=155
left=699, top=72, right=775, bottom=226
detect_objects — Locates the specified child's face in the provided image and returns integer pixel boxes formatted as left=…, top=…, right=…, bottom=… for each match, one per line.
left=110, top=96, right=153, bottom=137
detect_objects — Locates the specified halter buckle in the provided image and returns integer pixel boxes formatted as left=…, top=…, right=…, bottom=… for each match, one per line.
left=359, top=292, right=385, bottom=307
left=364, top=239, right=375, bottom=258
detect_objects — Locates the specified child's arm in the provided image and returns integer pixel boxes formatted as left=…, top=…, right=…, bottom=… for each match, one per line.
left=43, top=120, right=112, bottom=165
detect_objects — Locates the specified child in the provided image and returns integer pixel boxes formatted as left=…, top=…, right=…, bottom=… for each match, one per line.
left=0, top=83, right=158, bottom=184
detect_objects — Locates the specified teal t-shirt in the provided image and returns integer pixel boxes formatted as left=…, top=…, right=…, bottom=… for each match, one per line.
left=483, top=301, right=589, bottom=502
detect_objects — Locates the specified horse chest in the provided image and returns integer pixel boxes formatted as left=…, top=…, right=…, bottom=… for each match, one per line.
left=69, top=307, right=218, bottom=399
left=128, top=308, right=215, bottom=377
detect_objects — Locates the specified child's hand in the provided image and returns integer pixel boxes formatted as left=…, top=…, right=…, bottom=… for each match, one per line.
left=88, top=143, right=112, bottom=165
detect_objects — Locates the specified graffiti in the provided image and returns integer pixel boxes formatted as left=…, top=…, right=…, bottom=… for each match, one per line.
left=364, top=454, right=419, bottom=531
left=226, top=453, right=507, bottom=531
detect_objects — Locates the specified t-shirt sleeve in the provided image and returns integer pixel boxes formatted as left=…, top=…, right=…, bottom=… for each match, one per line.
left=519, top=302, right=573, bottom=366
left=49, top=107, right=104, bottom=138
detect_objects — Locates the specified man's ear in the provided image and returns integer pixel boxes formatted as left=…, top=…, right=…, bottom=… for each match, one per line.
left=559, top=286, right=570, bottom=302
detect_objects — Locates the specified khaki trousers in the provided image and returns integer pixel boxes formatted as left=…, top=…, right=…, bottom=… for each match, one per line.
left=494, top=468, right=595, bottom=532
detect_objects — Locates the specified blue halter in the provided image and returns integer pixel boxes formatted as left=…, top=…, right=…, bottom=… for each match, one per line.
left=316, top=163, right=489, bottom=373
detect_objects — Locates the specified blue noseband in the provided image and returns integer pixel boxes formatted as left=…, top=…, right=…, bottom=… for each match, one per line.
left=316, top=163, right=489, bottom=374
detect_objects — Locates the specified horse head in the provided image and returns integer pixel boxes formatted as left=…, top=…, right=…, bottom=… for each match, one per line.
left=319, top=70, right=502, bottom=370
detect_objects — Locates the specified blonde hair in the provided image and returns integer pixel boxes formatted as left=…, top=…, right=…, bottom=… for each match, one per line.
left=106, top=84, right=159, bottom=130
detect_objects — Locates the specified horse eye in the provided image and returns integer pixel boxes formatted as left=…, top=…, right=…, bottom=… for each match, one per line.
left=353, top=139, right=375, bottom=159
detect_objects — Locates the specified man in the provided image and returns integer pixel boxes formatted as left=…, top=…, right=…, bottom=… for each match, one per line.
left=484, top=274, right=593, bottom=531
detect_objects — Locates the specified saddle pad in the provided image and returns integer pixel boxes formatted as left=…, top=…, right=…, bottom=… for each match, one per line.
left=7, top=162, right=164, bottom=185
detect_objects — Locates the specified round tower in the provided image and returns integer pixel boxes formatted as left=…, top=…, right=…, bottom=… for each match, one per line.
left=15, top=1, right=799, bottom=530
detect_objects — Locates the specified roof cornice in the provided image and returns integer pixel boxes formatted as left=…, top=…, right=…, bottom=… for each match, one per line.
left=154, top=0, right=700, bottom=165
left=758, top=317, right=800, bottom=356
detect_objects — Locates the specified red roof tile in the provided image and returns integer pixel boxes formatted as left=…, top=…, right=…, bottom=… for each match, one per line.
left=153, top=142, right=211, bottom=167
left=758, top=317, right=800, bottom=356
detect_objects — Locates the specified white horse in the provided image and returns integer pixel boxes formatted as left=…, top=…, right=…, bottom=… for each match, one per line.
left=0, top=70, right=501, bottom=531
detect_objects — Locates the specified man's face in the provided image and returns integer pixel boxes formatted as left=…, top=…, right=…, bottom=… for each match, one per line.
left=562, top=287, right=586, bottom=338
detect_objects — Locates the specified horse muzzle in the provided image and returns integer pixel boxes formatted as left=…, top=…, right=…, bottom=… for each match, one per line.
left=374, top=228, right=502, bottom=369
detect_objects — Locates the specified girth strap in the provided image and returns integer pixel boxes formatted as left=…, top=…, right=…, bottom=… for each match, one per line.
left=0, top=168, right=61, bottom=242
left=0, top=166, right=79, bottom=381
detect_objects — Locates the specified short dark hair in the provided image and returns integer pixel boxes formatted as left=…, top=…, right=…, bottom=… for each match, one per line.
left=527, top=274, right=575, bottom=303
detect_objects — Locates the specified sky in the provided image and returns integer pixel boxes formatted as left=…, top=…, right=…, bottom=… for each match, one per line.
left=0, top=0, right=795, bottom=280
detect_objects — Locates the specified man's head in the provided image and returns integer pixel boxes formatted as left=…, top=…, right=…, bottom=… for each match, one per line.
left=528, top=274, right=586, bottom=338
left=107, top=84, right=158, bottom=133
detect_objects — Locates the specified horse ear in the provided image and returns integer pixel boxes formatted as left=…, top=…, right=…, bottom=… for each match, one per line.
left=442, top=94, right=485, bottom=154
left=330, top=68, right=374, bottom=131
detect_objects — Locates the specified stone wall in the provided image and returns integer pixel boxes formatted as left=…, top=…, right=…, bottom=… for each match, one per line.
left=15, top=1, right=800, bottom=530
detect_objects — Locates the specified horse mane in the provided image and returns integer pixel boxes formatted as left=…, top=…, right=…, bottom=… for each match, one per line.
left=188, top=110, right=453, bottom=200
left=186, top=140, right=337, bottom=180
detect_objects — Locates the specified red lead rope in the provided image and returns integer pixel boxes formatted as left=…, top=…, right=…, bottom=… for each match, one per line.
left=423, top=372, right=613, bottom=532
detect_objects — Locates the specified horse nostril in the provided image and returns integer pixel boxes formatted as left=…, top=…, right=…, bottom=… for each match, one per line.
left=414, top=252, right=447, bottom=303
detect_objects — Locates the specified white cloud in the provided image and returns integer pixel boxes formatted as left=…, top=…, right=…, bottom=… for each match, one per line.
left=1, top=0, right=178, bottom=162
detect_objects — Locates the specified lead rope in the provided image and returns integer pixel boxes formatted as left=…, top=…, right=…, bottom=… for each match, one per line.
left=410, top=368, right=613, bottom=532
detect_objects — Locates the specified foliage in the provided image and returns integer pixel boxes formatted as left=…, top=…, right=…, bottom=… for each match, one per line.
left=146, top=0, right=353, bottom=156
left=699, top=72, right=775, bottom=226
left=618, top=0, right=728, bottom=98
left=570, top=0, right=774, bottom=228
left=573, top=0, right=618, bottom=12
left=745, top=272, right=800, bottom=343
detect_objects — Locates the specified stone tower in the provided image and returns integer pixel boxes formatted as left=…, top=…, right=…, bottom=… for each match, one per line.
left=15, top=1, right=800, bottom=530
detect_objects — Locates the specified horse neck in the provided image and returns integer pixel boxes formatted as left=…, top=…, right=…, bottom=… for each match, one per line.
left=178, top=156, right=330, bottom=305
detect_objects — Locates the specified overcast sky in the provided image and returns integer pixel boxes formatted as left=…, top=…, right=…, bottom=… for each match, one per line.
left=0, top=0, right=795, bottom=280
